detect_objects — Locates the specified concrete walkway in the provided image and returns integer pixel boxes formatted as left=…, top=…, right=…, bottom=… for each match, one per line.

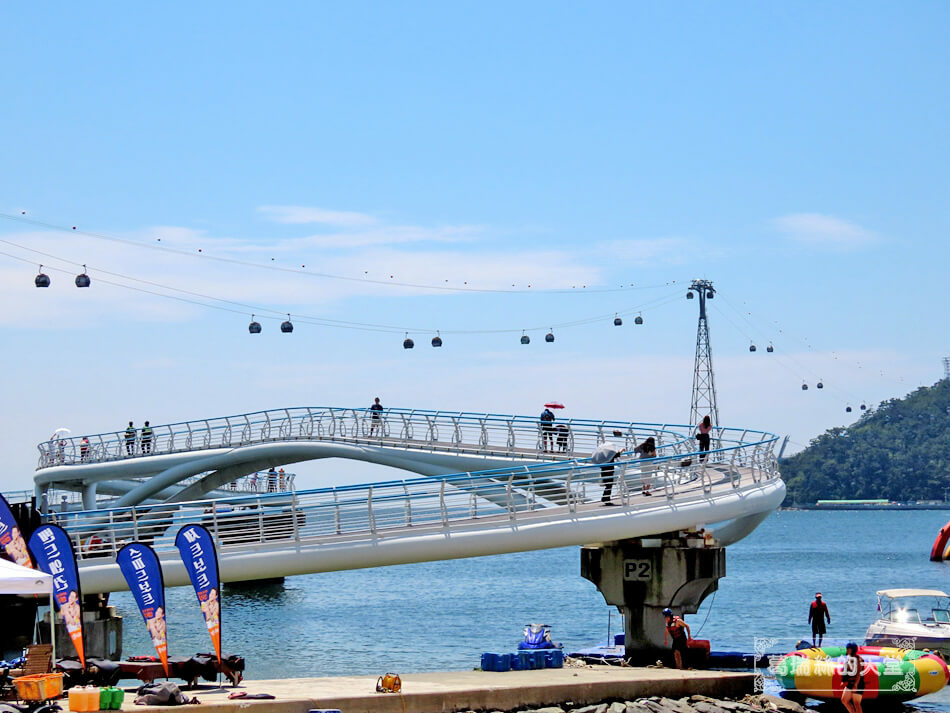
left=122, top=667, right=756, bottom=713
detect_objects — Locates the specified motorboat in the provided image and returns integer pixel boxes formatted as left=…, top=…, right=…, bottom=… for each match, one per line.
left=864, top=588, right=950, bottom=656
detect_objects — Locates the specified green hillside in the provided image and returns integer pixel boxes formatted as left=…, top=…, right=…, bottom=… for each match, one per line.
left=780, top=378, right=950, bottom=505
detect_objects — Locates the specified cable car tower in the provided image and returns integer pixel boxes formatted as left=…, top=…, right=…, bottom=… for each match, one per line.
left=687, top=279, right=720, bottom=429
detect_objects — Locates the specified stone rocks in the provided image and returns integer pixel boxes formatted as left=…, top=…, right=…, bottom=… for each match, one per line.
left=485, top=692, right=807, bottom=713
left=642, top=697, right=695, bottom=713
left=573, top=706, right=608, bottom=713
left=744, top=696, right=807, bottom=713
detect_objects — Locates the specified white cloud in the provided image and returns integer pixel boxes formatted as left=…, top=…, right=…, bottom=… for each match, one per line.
left=285, top=224, right=481, bottom=250
left=258, top=205, right=378, bottom=228
left=773, top=213, right=878, bottom=249
left=594, top=237, right=691, bottom=266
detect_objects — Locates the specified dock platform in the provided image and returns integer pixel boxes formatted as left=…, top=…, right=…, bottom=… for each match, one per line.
left=125, top=667, right=757, bottom=713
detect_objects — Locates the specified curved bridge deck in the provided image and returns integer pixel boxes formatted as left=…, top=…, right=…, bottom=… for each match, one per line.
left=49, top=432, right=784, bottom=594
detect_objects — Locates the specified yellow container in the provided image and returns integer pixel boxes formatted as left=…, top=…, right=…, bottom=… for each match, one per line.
left=84, top=686, right=102, bottom=711
left=14, top=673, right=64, bottom=702
left=68, top=685, right=101, bottom=712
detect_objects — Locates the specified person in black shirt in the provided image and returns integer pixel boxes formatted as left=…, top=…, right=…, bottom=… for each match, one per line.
left=841, top=642, right=865, bottom=713
left=369, top=397, right=384, bottom=436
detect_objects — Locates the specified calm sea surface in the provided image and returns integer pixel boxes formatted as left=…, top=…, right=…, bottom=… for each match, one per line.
left=111, top=510, right=950, bottom=709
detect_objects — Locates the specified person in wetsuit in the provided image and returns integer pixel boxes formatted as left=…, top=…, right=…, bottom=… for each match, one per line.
left=663, top=607, right=691, bottom=669
left=809, top=592, right=831, bottom=646
left=841, top=642, right=865, bottom=713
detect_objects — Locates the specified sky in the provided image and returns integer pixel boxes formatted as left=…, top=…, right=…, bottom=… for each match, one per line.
left=0, top=2, right=947, bottom=492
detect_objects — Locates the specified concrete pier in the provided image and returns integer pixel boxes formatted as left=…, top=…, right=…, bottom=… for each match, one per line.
left=124, top=667, right=756, bottom=713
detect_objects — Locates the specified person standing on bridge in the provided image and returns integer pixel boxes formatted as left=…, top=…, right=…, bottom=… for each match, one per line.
left=634, top=437, right=657, bottom=496
left=696, top=415, right=713, bottom=462
left=141, top=421, right=153, bottom=454
left=369, top=397, right=384, bottom=437
left=809, top=592, right=831, bottom=646
left=124, top=421, right=136, bottom=455
left=539, top=407, right=556, bottom=451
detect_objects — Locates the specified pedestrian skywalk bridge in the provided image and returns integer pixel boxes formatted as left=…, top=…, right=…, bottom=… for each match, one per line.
left=37, top=412, right=785, bottom=594
left=34, top=407, right=778, bottom=511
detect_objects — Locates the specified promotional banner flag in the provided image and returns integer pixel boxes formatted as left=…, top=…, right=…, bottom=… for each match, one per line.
left=116, top=543, right=168, bottom=675
left=0, top=494, right=33, bottom=568
left=175, top=524, right=221, bottom=662
left=28, top=524, right=85, bottom=667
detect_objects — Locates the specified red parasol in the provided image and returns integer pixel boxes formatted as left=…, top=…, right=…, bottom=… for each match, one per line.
left=544, top=402, right=565, bottom=409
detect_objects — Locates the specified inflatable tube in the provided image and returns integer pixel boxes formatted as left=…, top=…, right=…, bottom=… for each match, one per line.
left=775, top=646, right=949, bottom=702
left=931, top=521, right=950, bottom=562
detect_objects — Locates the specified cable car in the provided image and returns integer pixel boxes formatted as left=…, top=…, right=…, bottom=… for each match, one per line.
left=613, top=314, right=623, bottom=326
left=75, top=266, right=90, bottom=288
left=846, top=405, right=852, bottom=413
left=35, top=266, right=50, bottom=288
left=520, top=332, right=530, bottom=345
left=686, top=291, right=694, bottom=299
left=817, top=381, right=824, bottom=389
left=248, top=315, right=262, bottom=334
left=749, top=344, right=757, bottom=352
left=634, top=314, right=643, bottom=325
left=766, top=344, right=774, bottom=353
left=280, top=315, right=294, bottom=333
left=801, top=383, right=808, bottom=391
left=431, top=333, right=442, bottom=347
left=860, top=403, right=867, bottom=410
left=545, top=331, right=554, bottom=343
left=706, top=290, right=714, bottom=299
left=403, top=334, right=414, bottom=349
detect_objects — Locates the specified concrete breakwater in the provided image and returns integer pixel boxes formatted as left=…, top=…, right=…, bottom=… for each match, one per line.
left=128, top=667, right=768, bottom=713
left=482, top=694, right=807, bottom=713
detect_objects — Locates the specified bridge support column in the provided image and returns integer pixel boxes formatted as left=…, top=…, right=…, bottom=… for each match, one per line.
left=82, top=482, right=98, bottom=511
left=581, top=534, right=725, bottom=664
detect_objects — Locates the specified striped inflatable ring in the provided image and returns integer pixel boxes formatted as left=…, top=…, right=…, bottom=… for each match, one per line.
left=775, top=645, right=949, bottom=702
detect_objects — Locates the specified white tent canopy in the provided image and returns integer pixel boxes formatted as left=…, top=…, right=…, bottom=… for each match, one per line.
left=0, top=557, right=56, bottom=662
left=0, top=557, right=52, bottom=595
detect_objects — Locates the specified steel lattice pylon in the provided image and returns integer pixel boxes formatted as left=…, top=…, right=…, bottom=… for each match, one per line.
left=688, top=279, right=720, bottom=429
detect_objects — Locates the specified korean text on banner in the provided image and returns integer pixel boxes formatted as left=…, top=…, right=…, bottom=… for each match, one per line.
left=175, top=524, right=221, bottom=662
left=117, top=543, right=168, bottom=675
left=28, top=524, right=85, bottom=667
left=0, top=494, right=33, bottom=568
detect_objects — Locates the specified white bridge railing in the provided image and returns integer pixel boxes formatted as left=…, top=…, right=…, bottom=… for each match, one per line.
left=48, top=430, right=780, bottom=563
left=34, top=407, right=741, bottom=469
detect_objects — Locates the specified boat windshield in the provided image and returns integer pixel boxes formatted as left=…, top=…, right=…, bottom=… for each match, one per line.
left=880, top=594, right=950, bottom=625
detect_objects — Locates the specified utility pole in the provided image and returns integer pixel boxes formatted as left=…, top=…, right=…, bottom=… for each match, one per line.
left=687, top=279, right=720, bottom=429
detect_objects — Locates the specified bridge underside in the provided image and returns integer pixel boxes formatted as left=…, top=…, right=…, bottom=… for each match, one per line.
left=35, top=441, right=561, bottom=508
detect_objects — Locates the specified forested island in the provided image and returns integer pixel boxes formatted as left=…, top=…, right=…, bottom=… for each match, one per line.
left=780, top=378, right=950, bottom=505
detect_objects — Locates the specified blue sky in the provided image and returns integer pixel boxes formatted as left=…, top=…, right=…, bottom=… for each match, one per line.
left=1, top=2, right=947, bottom=490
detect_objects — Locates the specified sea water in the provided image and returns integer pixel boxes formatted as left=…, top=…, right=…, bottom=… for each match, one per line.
left=111, top=509, right=950, bottom=709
